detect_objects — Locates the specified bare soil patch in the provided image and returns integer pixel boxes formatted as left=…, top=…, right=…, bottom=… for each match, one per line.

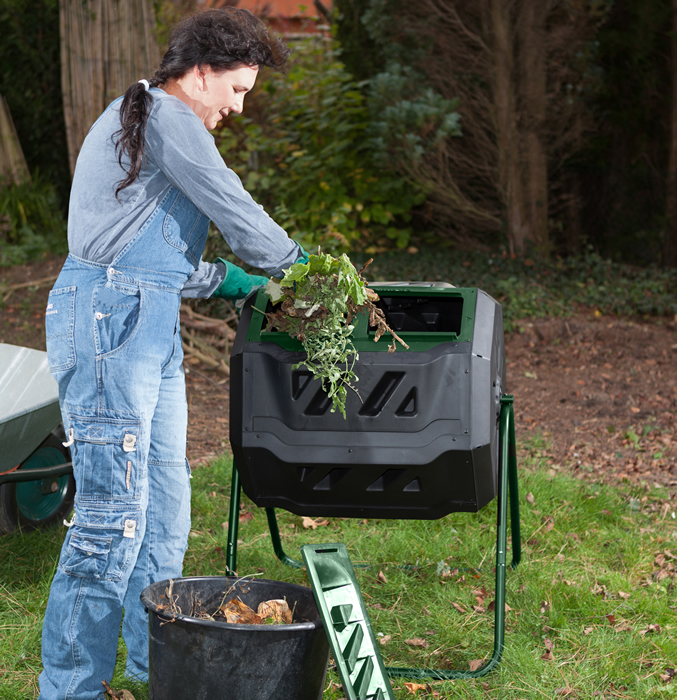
left=2, top=255, right=675, bottom=485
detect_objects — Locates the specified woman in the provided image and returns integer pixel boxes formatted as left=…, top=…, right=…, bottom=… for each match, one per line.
left=39, top=9, right=304, bottom=699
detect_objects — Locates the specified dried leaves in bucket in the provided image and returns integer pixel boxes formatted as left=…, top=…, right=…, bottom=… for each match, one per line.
left=215, top=597, right=294, bottom=625
left=262, top=253, right=407, bottom=418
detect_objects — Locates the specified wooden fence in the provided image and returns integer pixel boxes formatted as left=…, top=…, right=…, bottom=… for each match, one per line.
left=60, top=0, right=160, bottom=176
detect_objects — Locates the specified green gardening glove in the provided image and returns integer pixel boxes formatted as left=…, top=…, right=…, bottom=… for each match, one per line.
left=296, top=245, right=310, bottom=265
left=210, top=259, right=269, bottom=300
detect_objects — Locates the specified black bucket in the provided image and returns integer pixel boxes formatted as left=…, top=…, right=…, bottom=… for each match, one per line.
left=141, top=576, right=330, bottom=700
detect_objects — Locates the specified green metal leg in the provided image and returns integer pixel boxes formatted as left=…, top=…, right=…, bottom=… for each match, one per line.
left=507, top=400, right=521, bottom=570
left=385, top=395, right=519, bottom=680
left=226, top=461, right=241, bottom=575
left=232, top=397, right=521, bottom=679
left=266, top=507, right=305, bottom=569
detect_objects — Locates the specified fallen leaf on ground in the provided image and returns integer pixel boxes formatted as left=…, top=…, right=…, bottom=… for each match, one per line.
left=606, top=614, right=616, bottom=626
left=540, top=600, right=551, bottom=614
left=544, top=637, right=555, bottom=650
left=618, top=590, right=630, bottom=599
left=468, top=659, right=485, bottom=672
left=615, top=622, right=632, bottom=632
left=238, top=511, right=253, bottom=524
left=452, top=602, right=467, bottom=613
left=526, top=492, right=535, bottom=504
left=639, top=624, right=662, bottom=636
left=102, top=681, right=136, bottom=700
left=591, top=582, right=607, bottom=597
left=405, top=638, right=429, bottom=648
left=377, top=570, right=388, bottom=584
left=583, top=626, right=594, bottom=635
left=541, top=649, right=554, bottom=661
left=404, top=682, right=428, bottom=694
left=301, top=517, right=329, bottom=530
left=378, top=634, right=391, bottom=645
left=661, top=668, right=676, bottom=683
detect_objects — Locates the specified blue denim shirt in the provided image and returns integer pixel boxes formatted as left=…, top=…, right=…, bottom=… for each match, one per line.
left=67, top=88, right=302, bottom=297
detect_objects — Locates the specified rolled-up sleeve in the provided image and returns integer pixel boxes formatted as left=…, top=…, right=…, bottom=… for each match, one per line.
left=145, top=96, right=302, bottom=278
left=181, top=259, right=226, bottom=298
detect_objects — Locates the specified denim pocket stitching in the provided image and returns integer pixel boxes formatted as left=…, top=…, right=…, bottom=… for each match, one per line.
left=163, top=191, right=190, bottom=253
left=93, top=283, right=144, bottom=359
left=61, top=534, right=112, bottom=579
left=45, top=286, right=77, bottom=372
left=162, top=190, right=207, bottom=267
left=68, top=416, right=142, bottom=502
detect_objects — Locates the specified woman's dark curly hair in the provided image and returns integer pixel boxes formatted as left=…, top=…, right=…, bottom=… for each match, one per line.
left=115, top=8, right=290, bottom=197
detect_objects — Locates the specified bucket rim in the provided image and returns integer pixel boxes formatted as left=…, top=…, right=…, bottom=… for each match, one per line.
left=141, top=575, right=323, bottom=632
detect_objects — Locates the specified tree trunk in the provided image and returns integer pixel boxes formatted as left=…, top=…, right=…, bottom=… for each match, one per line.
left=0, top=95, right=30, bottom=185
left=665, top=0, right=677, bottom=267
left=492, top=0, right=527, bottom=254
left=518, top=0, right=549, bottom=253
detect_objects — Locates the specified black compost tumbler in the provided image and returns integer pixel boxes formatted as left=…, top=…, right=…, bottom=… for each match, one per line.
left=230, top=282, right=506, bottom=520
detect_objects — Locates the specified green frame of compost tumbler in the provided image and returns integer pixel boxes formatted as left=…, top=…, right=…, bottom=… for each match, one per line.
left=225, top=395, right=521, bottom=680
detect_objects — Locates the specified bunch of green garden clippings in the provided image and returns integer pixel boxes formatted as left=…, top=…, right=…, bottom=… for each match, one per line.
left=263, top=252, right=407, bottom=418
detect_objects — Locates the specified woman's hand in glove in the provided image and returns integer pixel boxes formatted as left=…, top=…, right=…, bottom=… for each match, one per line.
left=210, top=258, right=269, bottom=300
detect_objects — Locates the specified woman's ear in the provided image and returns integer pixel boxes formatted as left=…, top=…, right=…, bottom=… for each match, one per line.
left=193, top=64, right=206, bottom=93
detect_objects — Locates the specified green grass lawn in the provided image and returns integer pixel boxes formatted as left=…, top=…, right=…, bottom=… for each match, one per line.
left=2, top=436, right=677, bottom=699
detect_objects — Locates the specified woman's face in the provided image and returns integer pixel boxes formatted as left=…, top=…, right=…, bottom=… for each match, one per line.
left=193, top=64, right=259, bottom=129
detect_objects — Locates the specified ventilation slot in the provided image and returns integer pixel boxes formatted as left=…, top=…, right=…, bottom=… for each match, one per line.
left=403, top=478, right=422, bottom=493
left=314, top=468, right=350, bottom=491
left=305, top=386, right=333, bottom=416
left=297, top=467, right=316, bottom=483
left=359, top=372, right=405, bottom=417
left=395, top=387, right=417, bottom=417
left=366, top=469, right=405, bottom=492
left=291, top=370, right=313, bottom=400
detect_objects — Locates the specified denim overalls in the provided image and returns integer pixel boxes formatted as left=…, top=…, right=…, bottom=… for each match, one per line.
left=39, top=187, right=209, bottom=700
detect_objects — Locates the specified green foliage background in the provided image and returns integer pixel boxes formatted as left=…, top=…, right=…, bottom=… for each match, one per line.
left=214, top=39, right=427, bottom=255
left=1, top=0, right=676, bottom=269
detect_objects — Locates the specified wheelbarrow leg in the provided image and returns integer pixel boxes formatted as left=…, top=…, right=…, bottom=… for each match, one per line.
left=226, top=461, right=241, bottom=575
left=386, top=395, right=520, bottom=680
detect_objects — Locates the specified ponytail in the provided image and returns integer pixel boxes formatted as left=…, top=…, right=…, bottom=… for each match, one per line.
left=113, top=8, right=290, bottom=198
left=114, top=81, right=156, bottom=198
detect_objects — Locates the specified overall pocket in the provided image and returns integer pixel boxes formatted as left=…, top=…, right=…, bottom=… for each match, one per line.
left=68, top=415, right=142, bottom=502
left=60, top=506, right=140, bottom=581
left=60, top=533, right=112, bottom=579
left=45, top=286, right=76, bottom=372
left=163, top=189, right=210, bottom=269
left=92, top=280, right=142, bottom=356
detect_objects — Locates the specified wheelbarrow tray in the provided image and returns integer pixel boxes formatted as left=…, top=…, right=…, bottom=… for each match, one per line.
left=0, top=343, right=61, bottom=473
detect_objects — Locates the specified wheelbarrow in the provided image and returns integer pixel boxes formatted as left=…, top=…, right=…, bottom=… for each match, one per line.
left=0, top=343, right=74, bottom=534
